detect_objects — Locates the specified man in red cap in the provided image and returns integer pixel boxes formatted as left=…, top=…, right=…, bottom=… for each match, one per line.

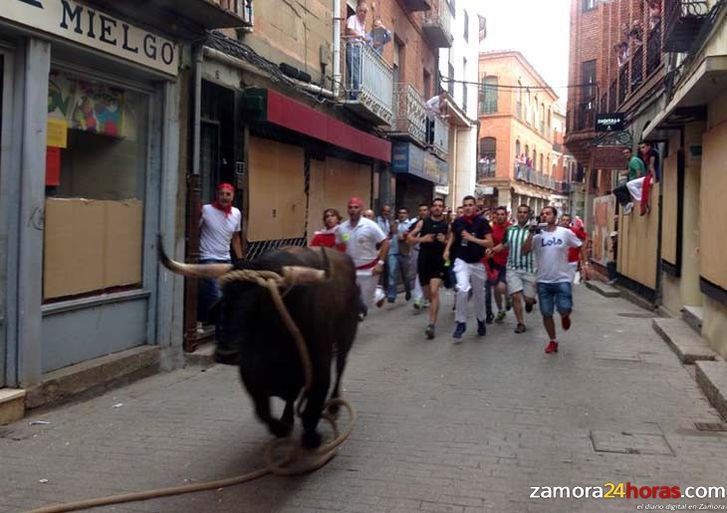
left=199, top=183, right=243, bottom=323
left=337, top=197, right=389, bottom=319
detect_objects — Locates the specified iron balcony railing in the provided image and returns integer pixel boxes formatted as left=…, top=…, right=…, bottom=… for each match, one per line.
left=515, top=164, right=531, bottom=183
left=664, top=0, right=710, bottom=52
left=477, top=162, right=497, bottom=181
left=432, top=114, right=449, bottom=158
left=421, top=0, right=454, bottom=48
left=647, top=21, right=663, bottom=75
left=631, top=45, right=644, bottom=90
left=343, top=40, right=394, bottom=125
left=392, top=83, right=427, bottom=146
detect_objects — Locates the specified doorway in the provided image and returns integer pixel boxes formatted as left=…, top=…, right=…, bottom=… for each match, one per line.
left=0, top=51, right=11, bottom=386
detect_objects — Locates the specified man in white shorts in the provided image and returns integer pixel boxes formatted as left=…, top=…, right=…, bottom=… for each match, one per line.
left=338, top=197, right=389, bottom=319
left=502, top=204, right=538, bottom=334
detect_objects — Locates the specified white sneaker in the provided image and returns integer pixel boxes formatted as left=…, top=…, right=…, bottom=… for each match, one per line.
left=623, top=202, right=634, bottom=215
left=374, top=286, right=386, bottom=308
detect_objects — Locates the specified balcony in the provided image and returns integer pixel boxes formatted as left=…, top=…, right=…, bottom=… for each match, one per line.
left=664, top=0, right=710, bottom=53
left=401, top=0, right=432, bottom=11
left=575, top=101, right=595, bottom=132
left=420, top=0, right=454, bottom=48
left=391, top=83, right=428, bottom=146
left=432, top=114, right=449, bottom=158
left=477, top=161, right=497, bottom=181
left=343, top=40, right=395, bottom=126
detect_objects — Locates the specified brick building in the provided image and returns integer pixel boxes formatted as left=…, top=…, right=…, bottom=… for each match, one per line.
left=476, top=51, right=568, bottom=215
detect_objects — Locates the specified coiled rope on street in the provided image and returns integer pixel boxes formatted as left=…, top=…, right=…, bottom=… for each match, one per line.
left=28, top=269, right=355, bottom=513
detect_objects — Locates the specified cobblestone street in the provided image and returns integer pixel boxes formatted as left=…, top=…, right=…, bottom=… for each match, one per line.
left=2, top=285, right=727, bottom=513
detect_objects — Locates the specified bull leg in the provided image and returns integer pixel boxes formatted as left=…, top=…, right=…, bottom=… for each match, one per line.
left=280, top=399, right=295, bottom=431
left=301, top=362, right=331, bottom=449
left=252, top=393, right=292, bottom=438
left=327, top=351, right=348, bottom=416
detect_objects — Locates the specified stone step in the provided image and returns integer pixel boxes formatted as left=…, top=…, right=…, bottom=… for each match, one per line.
left=682, top=305, right=704, bottom=335
left=184, top=342, right=216, bottom=368
left=0, top=389, right=26, bottom=425
left=585, top=280, right=620, bottom=298
left=652, top=318, right=717, bottom=364
left=695, top=361, right=727, bottom=422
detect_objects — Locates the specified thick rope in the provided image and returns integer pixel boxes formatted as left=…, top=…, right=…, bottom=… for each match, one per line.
left=28, top=269, right=354, bottom=513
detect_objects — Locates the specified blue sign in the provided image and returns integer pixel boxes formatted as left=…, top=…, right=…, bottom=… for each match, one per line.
left=391, top=142, right=448, bottom=186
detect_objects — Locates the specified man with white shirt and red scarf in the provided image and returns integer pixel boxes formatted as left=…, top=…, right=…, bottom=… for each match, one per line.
left=198, top=183, right=243, bottom=323
left=338, top=196, right=389, bottom=319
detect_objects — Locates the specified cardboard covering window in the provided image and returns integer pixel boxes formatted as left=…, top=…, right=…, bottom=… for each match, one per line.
left=43, top=198, right=143, bottom=300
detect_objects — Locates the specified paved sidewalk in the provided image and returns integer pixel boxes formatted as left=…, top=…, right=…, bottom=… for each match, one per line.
left=2, top=285, right=727, bottom=513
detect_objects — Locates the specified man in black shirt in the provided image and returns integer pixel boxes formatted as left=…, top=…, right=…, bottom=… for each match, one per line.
left=408, top=198, right=450, bottom=339
left=444, top=195, right=493, bottom=341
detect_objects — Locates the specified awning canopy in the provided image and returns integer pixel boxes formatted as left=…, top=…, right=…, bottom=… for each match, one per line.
left=243, top=89, right=392, bottom=163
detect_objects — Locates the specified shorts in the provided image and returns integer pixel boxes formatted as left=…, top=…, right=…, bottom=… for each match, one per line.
left=418, top=253, right=446, bottom=286
left=487, top=263, right=507, bottom=286
left=537, top=282, right=573, bottom=317
left=506, top=268, right=536, bottom=298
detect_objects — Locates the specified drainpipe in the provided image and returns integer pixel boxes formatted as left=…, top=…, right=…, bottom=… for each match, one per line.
left=193, top=45, right=203, bottom=176
left=332, top=0, right=342, bottom=98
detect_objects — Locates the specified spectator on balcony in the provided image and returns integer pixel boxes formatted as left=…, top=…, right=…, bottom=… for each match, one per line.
left=425, top=91, right=448, bottom=145
left=345, top=0, right=369, bottom=99
left=628, top=27, right=643, bottom=50
left=367, top=17, right=392, bottom=56
left=648, top=0, right=662, bottom=31
left=614, top=42, right=629, bottom=68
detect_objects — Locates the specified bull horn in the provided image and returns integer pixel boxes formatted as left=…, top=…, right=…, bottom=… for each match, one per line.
left=281, top=266, right=326, bottom=285
left=157, top=234, right=233, bottom=279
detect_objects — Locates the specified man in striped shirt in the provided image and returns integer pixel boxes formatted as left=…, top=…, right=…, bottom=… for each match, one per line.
left=501, top=204, right=538, bottom=334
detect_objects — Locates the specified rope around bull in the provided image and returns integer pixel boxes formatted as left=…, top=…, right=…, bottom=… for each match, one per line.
left=28, top=269, right=356, bottom=513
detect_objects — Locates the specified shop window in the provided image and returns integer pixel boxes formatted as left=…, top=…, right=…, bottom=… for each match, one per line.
left=44, top=69, right=148, bottom=301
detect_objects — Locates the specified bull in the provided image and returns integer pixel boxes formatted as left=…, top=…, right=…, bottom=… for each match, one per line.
left=158, top=243, right=359, bottom=449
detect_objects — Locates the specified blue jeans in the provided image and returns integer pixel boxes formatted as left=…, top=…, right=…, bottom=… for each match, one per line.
left=387, top=253, right=411, bottom=300
left=198, top=258, right=231, bottom=323
left=346, top=43, right=361, bottom=98
left=537, top=282, right=573, bottom=317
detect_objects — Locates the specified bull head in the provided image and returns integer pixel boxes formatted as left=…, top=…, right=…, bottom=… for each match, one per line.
left=157, top=235, right=233, bottom=279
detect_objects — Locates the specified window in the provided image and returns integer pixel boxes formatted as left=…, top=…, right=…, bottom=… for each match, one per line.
left=581, top=59, right=597, bottom=102
left=582, top=0, right=596, bottom=11
left=478, top=137, right=496, bottom=180
left=462, top=58, right=468, bottom=112
left=448, top=62, right=455, bottom=96
left=539, top=154, right=544, bottom=172
left=447, top=0, right=456, bottom=16
left=480, top=76, right=498, bottom=114
left=44, top=69, right=149, bottom=301
left=463, top=10, right=469, bottom=42
left=515, top=139, right=521, bottom=159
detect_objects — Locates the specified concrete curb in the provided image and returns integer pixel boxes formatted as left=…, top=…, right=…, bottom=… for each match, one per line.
left=184, top=343, right=217, bottom=368
left=585, top=280, right=621, bottom=298
left=25, top=346, right=161, bottom=410
left=695, top=361, right=727, bottom=421
left=652, top=318, right=717, bottom=364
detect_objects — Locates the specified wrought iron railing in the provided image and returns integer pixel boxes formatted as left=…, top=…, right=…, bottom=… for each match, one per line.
left=477, top=162, right=497, bottom=181
left=515, top=164, right=532, bottom=182
left=393, top=83, right=427, bottom=146
left=422, top=0, right=454, bottom=46
left=343, top=40, right=394, bottom=125
left=618, top=65, right=628, bottom=105
left=631, top=45, right=644, bottom=89
left=647, top=21, right=663, bottom=76
left=664, top=0, right=710, bottom=52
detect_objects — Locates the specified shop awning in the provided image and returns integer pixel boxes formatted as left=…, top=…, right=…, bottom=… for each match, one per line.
left=243, top=89, right=392, bottom=163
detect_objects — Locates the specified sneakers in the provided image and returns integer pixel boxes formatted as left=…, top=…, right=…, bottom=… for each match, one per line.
left=477, top=320, right=487, bottom=337
left=495, top=311, right=506, bottom=323
left=452, top=322, right=466, bottom=341
left=544, top=340, right=559, bottom=353
left=485, top=313, right=494, bottom=324
left=623, top=202, right=634, bottom=215
left=525, top=299, right=536, bottom=313
left=425, top=324, right=435, bottom=340
left=413, top=299, right=422, bottom=310
left=514, top=323, right=526, bottom=334
left=405, top=290, right=412, bottom=301
left=561, top=314, right=571, bottom=331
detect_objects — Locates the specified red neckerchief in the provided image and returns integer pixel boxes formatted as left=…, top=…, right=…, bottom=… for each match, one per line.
left=212, top=201, right=232, bottom=218
left=462, top=214, right=477, bottom=225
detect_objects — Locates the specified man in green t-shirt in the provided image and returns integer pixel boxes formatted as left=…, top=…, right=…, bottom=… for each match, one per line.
left=613, top=148, right=647, bottom=215
left=627, top=148, right=646, bottom=181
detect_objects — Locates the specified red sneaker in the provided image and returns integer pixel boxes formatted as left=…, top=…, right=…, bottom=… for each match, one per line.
left=544, top=340, right=559, bottom=354
left=561, top=315, right=571, bottom=331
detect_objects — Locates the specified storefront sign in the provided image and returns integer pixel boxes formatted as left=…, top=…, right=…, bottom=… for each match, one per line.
left=595, top=113, right=625, bottom=132
left=392, top=142, right=448, bottom=186
left=2, top=0, right=178, bottom=75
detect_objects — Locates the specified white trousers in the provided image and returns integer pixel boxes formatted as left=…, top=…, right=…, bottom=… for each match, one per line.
left=453, top=258, right=486, bottom=324
left=356, top=271, right=376, bottom=309
left=410, top=247, right=424, bottom=301
left=627, top=176, right=645, bottom=202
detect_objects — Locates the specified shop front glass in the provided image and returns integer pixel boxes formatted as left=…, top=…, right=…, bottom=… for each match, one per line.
left=43, top=68, right=149, bottom=303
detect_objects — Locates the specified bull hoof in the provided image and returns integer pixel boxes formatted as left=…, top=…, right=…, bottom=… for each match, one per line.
left=269, top=419, right=293, bottom=438
left=301, top=430, right=322, bottom=450
left=326, top=402, right=340, bottom=416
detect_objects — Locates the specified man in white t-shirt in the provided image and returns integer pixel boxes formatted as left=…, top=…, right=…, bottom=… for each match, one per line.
left=425, top=91, right=447, bottom=145
left=345, top=0, right=369, bottom=99
left=337, top=196, right=389, bottom=319
left=523, top=206, right=587, bottom=354
left=199, top=182, right=243, bottom=323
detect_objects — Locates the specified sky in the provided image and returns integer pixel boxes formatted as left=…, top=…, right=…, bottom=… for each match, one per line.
left=470, top=0, right=572, bottom=106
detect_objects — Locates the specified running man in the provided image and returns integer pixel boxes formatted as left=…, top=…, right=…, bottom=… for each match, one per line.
left=523, top=206, right=587, bottom=354
left=485, top=206, right=510, bottom=323
left=407, top=198, right=450, bottom=339
left=444, top=195, right=493, bottom=341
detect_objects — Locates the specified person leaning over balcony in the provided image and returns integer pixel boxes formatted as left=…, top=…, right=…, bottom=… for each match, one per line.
left=425, top=91, right=447, bottom=145
left=345, top=0, right=369, bottom=99
left=367, top=17, right=392, bottom=55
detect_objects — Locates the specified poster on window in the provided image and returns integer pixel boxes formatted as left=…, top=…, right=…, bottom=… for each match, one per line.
left=592, top=194, right=615, bottom=266
left=48, top=71, right=125, bottom=138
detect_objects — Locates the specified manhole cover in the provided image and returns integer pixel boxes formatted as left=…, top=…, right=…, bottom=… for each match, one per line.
left=695, top=422, right=727, bottom=432
left=590, top=430, right=674, bottom=456
left=617, top=312, right=659, bottom=318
